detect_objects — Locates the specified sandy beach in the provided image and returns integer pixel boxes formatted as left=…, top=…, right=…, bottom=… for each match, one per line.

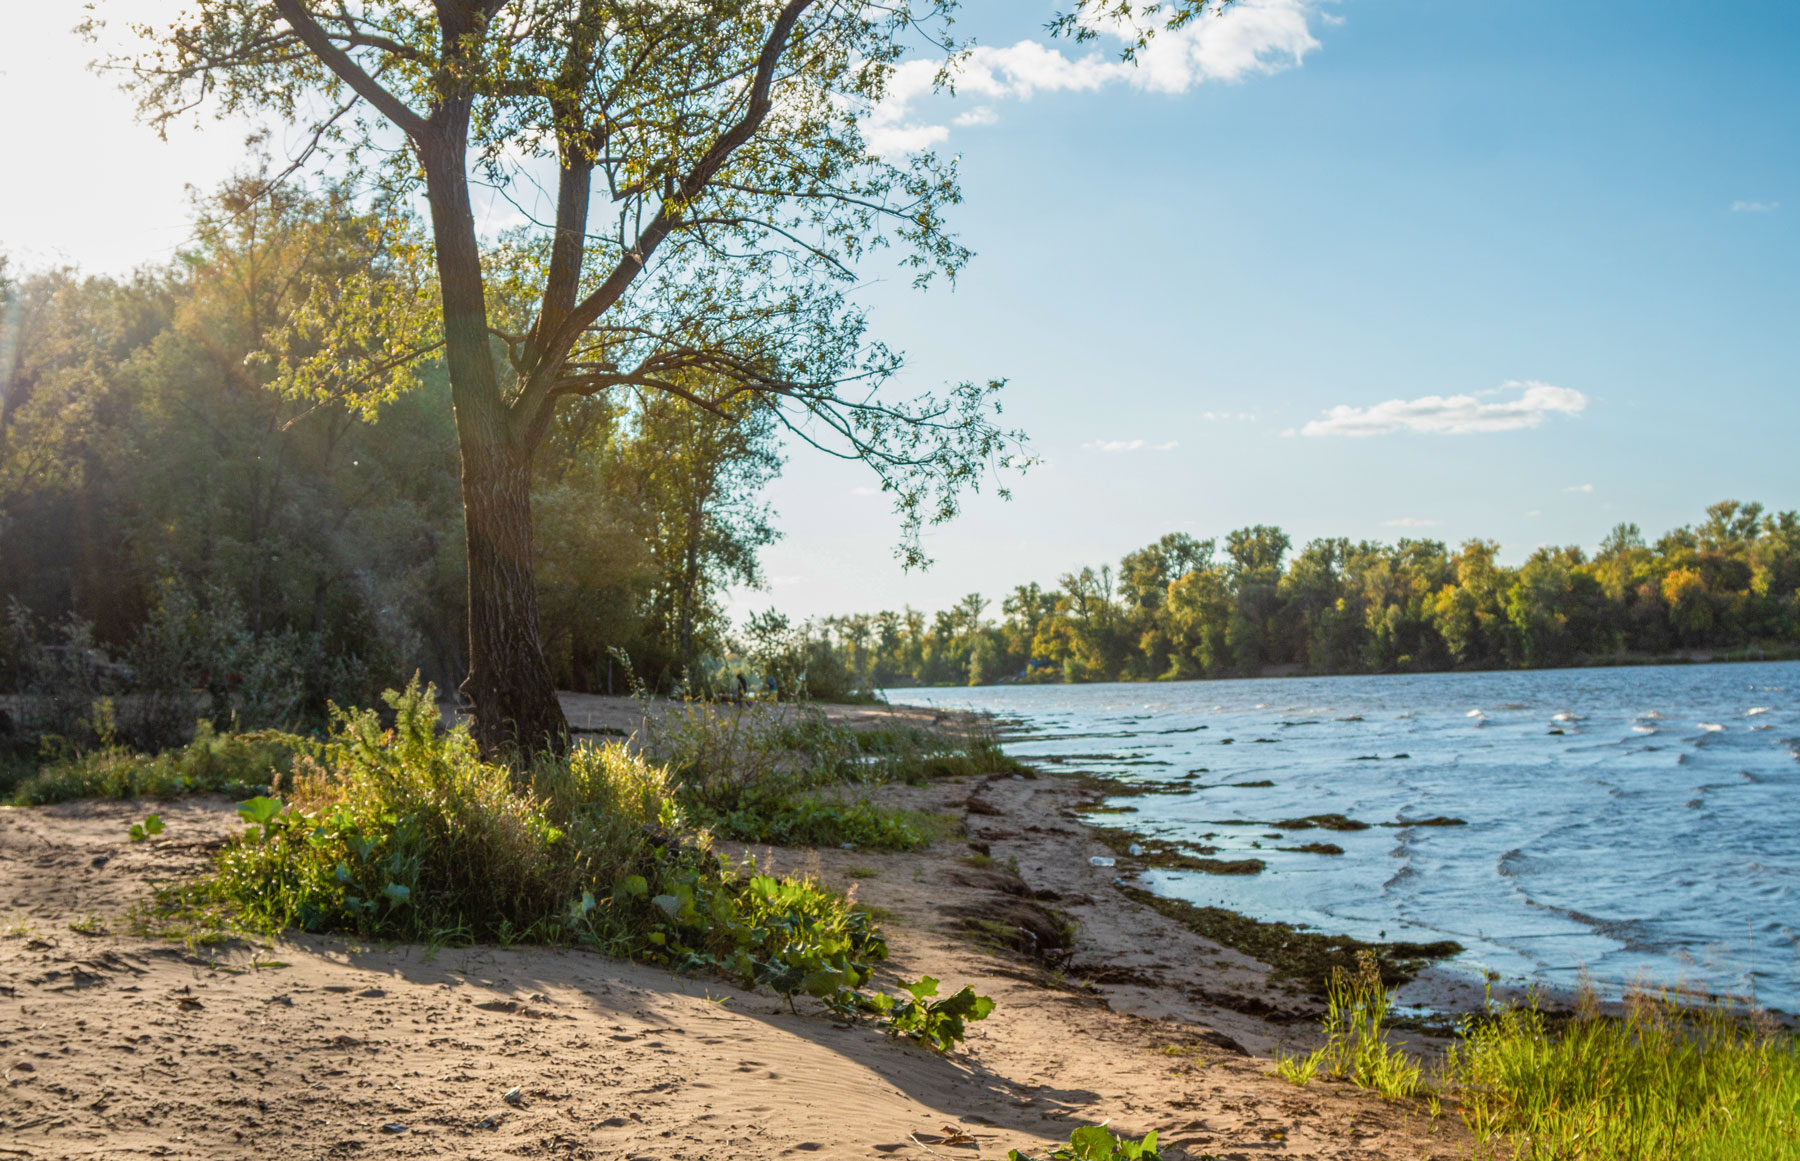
left=2, top=698, right=1468, bottom=1160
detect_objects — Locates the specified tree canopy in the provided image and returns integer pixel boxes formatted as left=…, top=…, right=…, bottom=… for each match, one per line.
left=94, top=0, right=1025, bottom=748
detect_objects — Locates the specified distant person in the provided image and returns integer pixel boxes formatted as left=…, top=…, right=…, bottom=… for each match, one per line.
left=765, top=674, right=778, bottom=702
left=735, top=672, right=748, bottom=703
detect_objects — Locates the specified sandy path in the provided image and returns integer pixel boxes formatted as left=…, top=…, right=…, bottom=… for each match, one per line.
left=1, top=763, right=1467, bottom=1159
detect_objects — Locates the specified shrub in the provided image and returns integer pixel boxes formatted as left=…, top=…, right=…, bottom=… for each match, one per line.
left=171, top=681, right=903, bottom=1020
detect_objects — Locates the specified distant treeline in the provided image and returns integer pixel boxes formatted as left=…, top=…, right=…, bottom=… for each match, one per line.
left=813, top=504, right=1800, bottom=687
left=0, top=181, right=779, bottom=743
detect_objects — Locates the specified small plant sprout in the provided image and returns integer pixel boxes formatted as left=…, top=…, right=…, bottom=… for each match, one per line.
left=128, top=813, right=166, bottom=843
left=1275, top=1046, right=1325, bottom=1087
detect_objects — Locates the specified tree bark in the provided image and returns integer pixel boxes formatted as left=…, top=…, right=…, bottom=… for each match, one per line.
left=458, top=435, right=567, bottom=753
left=422, top=129, right=569, bottom=754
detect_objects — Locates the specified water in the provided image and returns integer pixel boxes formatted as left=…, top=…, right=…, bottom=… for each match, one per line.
left=893, top=662, right=1800, bottom=1011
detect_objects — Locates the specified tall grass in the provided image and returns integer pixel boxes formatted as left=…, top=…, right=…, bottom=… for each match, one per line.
left=1276, top=949, right=1422, bottom=1099
left=1450, top=988, right=1800, bottom=1160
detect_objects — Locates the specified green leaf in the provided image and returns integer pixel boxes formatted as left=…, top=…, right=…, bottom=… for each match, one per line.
left=618, top=874, right=649, bottom=899
left=903, top=976, right=940, bottom=1001
left=381, top=882, right=411, bottom=905
left=143, top=814, right=165, bottom=837
left=237, top=796, right=284, bottom=827
left=652, top=894, right=681, bottom=918
left=1067, top=1126, right=1115, bottom=1159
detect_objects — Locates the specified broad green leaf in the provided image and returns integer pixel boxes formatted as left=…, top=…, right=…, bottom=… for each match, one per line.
left=237, top=796, right=284, bottom=827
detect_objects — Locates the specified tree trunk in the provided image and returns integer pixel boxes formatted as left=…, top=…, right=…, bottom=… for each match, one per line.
left=458, top=436, right=567, bottom=753
left=423, top=132, right=569, bottom=755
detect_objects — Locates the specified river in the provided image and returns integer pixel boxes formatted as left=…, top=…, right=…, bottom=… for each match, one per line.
left=892, top=661, right=1800, bottom=1011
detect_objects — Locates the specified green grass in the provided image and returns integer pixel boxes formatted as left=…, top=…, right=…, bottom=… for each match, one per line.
left=700, top=796, right=952, bottom=851
left=640, top=699, right=1011, bottom=852
left=1449, top=989, right=1800, bottom=1160
left=10, top=720, right=295, bottom=805
left=1266, top=950, right=1800, bottom=1158
left=1276, top=950, right=1422, bottom=1100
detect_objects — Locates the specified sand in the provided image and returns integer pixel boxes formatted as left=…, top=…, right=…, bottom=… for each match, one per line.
left=2, top=701, right=1468, bottom=1160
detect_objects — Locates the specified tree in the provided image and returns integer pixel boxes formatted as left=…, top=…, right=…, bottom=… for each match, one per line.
left=634, top=389, right=782, bottom=679
left=109, top=0, right=1022, bottom=751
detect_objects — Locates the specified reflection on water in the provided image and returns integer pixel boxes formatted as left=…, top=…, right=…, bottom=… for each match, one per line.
left=894, top=662, right=1800, bottom=1011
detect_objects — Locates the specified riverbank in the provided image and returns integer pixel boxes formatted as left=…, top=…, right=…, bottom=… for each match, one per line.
left=0, top=699, right=1465, bottom=1160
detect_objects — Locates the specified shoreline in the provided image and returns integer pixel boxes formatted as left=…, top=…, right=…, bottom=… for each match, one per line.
left=541, top=692, right=1792, bottom=1025
left=1, top=701, right=1469, bottom=1160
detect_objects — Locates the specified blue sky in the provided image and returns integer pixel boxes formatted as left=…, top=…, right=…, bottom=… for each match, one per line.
left=3, top=1, right=1795, bottom=622
left=739, top=0, right=1800, bottom=620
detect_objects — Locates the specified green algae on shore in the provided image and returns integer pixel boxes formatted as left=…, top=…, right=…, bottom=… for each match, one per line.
left=1088, top=825, right=1264, bottom=875
left=1115, top=884, right=1462, bottom=996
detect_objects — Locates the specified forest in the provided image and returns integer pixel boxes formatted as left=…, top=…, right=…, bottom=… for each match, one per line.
left=0, top=180, right=786, bottom=746
left=814, top=506, right=1800, bottom=688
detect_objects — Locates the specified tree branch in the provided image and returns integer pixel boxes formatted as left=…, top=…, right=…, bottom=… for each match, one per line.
left=271, top=0, right=427, bottom=139
left=509, top=0, right=817, bottom=447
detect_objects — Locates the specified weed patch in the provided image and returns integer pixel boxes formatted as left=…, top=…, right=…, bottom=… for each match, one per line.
left=862, top=975, right=995, bottom=1052
left=700, top=796, right=949, bottom=852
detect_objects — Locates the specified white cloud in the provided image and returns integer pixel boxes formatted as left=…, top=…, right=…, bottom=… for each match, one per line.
left=1297, top=380, right=1588, bottom=438
left=1563, top=483, right=1594, bottom=493
left=865, top=0, right=1328, bottom=155
left=1383, top=517, right=1439, bottom=528
left=1732, top=200, right=1780, bottom=213
left=1083, top=438, right=1179, bottom=453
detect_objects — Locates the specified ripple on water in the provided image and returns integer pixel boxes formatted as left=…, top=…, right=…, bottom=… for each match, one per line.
left=895, top=660, right=1800, bottom=1010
